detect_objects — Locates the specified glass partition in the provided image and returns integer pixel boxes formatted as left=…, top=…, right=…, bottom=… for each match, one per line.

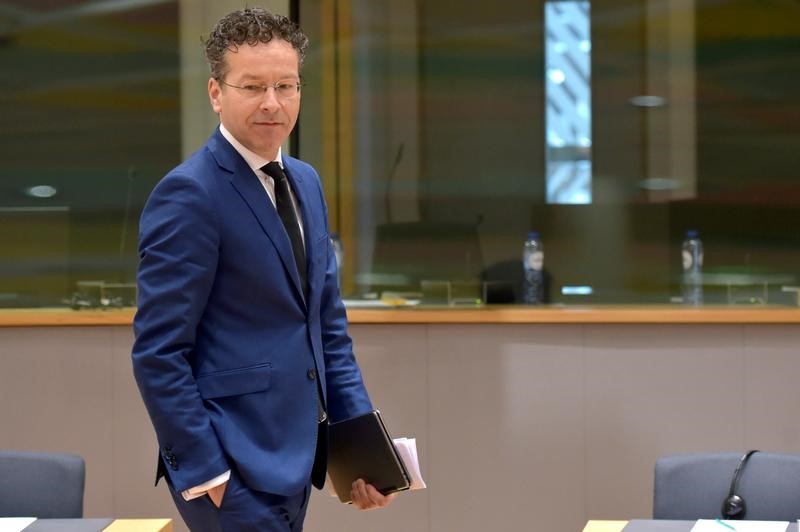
left=0, top=0, right=179, bottom=308
left=298, top=0, right=800, bottom=306
left=1, top=0, right=798, bottom=309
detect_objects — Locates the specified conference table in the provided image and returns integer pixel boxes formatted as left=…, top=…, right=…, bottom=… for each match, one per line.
left=0, top=518, right=172, bottom=531
left=584, top=521, right=800, bottom=532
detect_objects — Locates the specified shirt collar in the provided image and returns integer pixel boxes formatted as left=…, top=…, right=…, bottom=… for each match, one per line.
left=219, top=124, right=283, bottom=172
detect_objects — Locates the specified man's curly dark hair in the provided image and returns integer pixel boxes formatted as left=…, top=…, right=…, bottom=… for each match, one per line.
left=204, top=7, right=309, bottom=81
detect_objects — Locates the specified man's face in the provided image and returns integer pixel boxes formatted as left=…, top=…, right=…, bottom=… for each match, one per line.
left=208, top=39, right=301, bottom=160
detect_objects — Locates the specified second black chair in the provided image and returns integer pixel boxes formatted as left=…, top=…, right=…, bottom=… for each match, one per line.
left=653, top=451, right=800, bottom=521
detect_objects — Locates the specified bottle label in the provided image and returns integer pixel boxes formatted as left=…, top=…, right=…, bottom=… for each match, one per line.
left=682, top=250, right=703, bottom=271
left=526, top=251, right=544, bottom=271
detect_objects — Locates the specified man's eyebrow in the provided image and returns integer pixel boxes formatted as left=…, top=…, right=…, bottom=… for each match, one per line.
left=236, top=71, right=299, bottom=81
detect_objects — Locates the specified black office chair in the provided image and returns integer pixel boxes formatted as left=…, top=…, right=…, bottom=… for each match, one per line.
left=653, top=451, right=800, bottom=521
left=0, top=450, right=85, bottom=518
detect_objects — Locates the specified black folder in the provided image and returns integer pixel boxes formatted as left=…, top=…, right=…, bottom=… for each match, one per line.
left=327, top=410, right=411, bottom=503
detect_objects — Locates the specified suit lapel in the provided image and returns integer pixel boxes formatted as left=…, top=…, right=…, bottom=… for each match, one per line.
left=209, top=130, right=306, bottom=306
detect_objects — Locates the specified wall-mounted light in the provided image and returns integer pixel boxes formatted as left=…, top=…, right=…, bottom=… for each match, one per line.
left=639, top=177, right=680, bottom=191
left=24, top=185, right=58, bottom=198
left=629, top=95, right=667, bottom=108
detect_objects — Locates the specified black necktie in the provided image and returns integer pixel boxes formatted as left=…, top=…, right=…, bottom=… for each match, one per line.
left=262, top=162, right=307, bottom=297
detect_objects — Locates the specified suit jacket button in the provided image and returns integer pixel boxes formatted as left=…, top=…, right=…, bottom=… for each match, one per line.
left=307, top=368, right=317, bottom=380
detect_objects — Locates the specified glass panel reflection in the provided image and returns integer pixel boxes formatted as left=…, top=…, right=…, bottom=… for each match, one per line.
left=545, top=0, right=592, bottom=205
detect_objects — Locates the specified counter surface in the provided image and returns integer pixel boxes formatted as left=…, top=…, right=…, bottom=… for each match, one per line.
left=2, top=306, right=800, bottom=327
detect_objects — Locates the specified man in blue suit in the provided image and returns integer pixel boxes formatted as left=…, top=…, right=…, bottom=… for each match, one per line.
left=132, top=8, right=394, bottom=531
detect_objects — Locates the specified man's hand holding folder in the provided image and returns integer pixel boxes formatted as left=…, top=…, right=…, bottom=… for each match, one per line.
left=350, top=478, right=398, bottom=510
left=327, top=410, right=427, bottom=507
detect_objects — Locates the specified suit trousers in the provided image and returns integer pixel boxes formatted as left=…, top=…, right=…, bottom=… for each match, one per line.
left=166, top=467, right=311, bottom=532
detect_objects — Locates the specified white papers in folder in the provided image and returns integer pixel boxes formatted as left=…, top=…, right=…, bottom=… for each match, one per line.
left=392, top=437, right=426, bottom=490
left=328, top=436, right=426, bottom=497
left=690, top=519, right=789, bottom=532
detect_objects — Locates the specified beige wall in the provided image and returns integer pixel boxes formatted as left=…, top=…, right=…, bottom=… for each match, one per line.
left=2, top=323, right=799, bottom=531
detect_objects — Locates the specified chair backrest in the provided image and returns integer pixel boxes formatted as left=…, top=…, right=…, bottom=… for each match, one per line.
left=0, top=450, right=85, bottom=518
left=653, top=451, right=800, bottom=521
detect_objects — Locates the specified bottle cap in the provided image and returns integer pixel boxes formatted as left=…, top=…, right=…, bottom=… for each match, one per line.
left=686, top=229, right=699, bottom=239
left=527, top=231, right=540, bottom=240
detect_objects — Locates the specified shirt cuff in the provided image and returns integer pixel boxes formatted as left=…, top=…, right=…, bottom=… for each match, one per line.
left=181, top=470, right=231, bottom=501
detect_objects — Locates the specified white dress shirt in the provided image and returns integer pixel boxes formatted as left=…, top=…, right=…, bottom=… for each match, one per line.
left=219, top=124, right=304, bottom=244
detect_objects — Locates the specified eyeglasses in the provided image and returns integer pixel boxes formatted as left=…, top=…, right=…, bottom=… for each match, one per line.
left=217, top=78, right=303, bottom=99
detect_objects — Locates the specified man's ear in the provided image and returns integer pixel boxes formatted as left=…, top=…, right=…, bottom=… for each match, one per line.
left=208, top=77, right=222, bottom=113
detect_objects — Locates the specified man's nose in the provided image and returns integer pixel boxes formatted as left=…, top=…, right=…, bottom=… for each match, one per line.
left=260, top=87, right=281, bottom=110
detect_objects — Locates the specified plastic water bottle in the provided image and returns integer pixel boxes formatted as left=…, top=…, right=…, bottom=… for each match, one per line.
left=522, top=232, right=544, bottom=305
left=330, top=232, right=343, bottom=289
left=681, top=229, right=703, bottom=306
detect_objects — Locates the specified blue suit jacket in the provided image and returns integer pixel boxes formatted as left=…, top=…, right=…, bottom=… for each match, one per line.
left=132, top=128, right=372, bottom=496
